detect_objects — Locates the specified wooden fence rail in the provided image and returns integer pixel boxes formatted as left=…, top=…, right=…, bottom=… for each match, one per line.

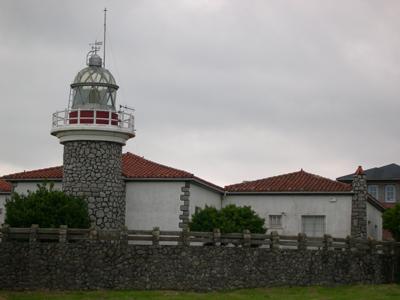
left=1, top=224, right=399, bottom=253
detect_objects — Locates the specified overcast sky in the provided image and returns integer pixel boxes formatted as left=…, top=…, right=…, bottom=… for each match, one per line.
left=0, top=0, right=399, bottom=186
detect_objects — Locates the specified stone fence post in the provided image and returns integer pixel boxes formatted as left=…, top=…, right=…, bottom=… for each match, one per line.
left=243, top=229, right=251, bottom=247
left=383, top=242, right=394, bottom=255
left=89, top=224, right=98, bottom=241
left=297, top=233, right=307, bottom=251
left=1, top=224, right=10, bottom=242
left=213, top=228, right=221, bottom=246
left=270, top=231, right=279, bottom=251
left=152, top=227, right=160, bottom=246
left=59, top=225, right=67, bottom=243
left=345, top=235, right=353, bottom=252
left=29, top=224, right=39, bottom=243
left=120, top=226, right=128, bottom=245
left=179, top=227, right=190, bottom=246
left=367, top=238, right=377, bottom=254
left=323, top=234, right=333, bottom=251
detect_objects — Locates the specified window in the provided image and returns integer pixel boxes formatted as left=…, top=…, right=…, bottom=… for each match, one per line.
left=368, top=185, right=379, bottom=199
left=385, top=185, right=396, bottom=203
left=269, top=215, right=282, bottom=228
left=301, top=216, right=325, bottom=237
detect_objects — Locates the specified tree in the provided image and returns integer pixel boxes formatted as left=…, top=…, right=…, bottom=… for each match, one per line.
left=189, top=204, right=266, bottom=233
left=5, top=183, right=90, bottom=228
left=383, top=203, right=400, bottom=241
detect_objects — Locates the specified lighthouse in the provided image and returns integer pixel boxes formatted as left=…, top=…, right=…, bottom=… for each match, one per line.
left=51, top=43, right=135, bottom=229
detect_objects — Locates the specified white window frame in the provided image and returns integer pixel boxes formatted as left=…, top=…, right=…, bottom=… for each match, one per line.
left=301, top=215, right=326, bottom=237
left=385, top=185, right=396, bottom=203
left=269, top=215, right=282, bottom=228
left=367, top=185, right=379, bottom=199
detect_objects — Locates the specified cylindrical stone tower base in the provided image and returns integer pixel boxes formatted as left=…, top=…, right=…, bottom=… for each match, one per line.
left=62, top=141, right=125, bottom=229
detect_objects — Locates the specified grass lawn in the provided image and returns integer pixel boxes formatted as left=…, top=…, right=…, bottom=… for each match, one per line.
left=0, top=285, right=399, bottom=300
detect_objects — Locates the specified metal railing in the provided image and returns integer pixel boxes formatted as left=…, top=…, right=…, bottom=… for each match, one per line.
left=1, top=224, right=399, bottom=254
left=51, top=108, right=135, bottom=133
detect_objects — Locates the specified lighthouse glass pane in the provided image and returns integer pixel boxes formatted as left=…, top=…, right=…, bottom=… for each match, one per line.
left=71, top=86, right=116, bottom=110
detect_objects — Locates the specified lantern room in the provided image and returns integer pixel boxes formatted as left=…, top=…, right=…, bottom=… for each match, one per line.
left=51, top=43, right=135, bottom=145
left=70, top=53, right=118, bottom=111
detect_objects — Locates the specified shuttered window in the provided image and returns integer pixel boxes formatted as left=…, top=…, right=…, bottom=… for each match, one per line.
left=269, top=215, right=282, bottom=228
left=301, top=216, right=325, bottom=237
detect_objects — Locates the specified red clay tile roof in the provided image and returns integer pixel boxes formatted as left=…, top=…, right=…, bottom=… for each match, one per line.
left=0, top=179, right=12, bottom=193
left=122, top=152, right=193, bottom=179
left=225, top=170, right=352, bottom=193
left=3, top=166, right=63, bottom=180
left=2, top=152, right=224, bottom=191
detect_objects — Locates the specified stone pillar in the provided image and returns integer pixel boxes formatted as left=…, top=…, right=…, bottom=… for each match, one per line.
left=179, top=182, right=190, bottom=230
left=62, top=141, right=125, bottom=229
left=351, top=166, right=367, bottom=239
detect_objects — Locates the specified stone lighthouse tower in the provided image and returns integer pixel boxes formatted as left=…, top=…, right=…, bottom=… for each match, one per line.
left=51, top=44, right=135, bottom=229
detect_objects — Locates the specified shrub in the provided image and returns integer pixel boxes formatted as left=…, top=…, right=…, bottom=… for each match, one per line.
left=189, top=204, right=266, bottom=233
left=383, top=203, right=400, bottom=241
left=5, top=183, right=90, bottom=228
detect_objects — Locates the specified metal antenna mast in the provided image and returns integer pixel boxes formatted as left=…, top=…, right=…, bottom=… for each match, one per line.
left=103, top=7, right=107, bottom=68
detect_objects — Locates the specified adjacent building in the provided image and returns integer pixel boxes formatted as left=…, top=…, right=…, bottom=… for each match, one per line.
left=2, top=158, right=384, bottom=240
left=338, top=163, right=400, bottom=209
left=0, top=179, right=11, bottom=225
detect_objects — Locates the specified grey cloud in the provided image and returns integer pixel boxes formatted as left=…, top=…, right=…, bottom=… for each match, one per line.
left=0, top=0, right=399, bottom=186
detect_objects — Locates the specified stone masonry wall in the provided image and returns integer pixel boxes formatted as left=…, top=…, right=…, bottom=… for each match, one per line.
left=62, top=141, right=125, bottom=229
left=351, top=171, right=368, bottom=239
left=0, top=242, right=397, bottom=291
left=179, top=182, right=190, bottom=230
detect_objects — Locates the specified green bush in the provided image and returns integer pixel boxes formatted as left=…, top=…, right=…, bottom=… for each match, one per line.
left=5, top=183, right=90, bottom=228
left=383, top=203, right=400, bottom=241
left=189, top=204, right=266, bottom=233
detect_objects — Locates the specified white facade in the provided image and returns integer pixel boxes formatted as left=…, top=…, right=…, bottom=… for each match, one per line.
left=189, top=183, right=222, bottom=217
left=3, top=178, right=385, bottom=240
left=367, top=202, right=383, bottom=240
left=223, top=194, right=353, bottom=238
left=125, top=181, right=185, bottom=230
left=0, top=194, right=9, bottom=225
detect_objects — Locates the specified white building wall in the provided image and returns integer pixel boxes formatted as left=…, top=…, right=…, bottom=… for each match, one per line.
left=125, top=181, right=184, bottom=231
left=367, top=202, right=383, bottom=240
left=189, top=183, right=222, bottom=219
left=13, top=181, right=62, bottom=195
left=223, top=194, right=352, bottom=238
left=0, top=194, right=9, bottom=225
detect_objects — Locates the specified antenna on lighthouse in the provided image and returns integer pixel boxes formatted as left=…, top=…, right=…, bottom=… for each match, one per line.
left=103, top=7, right=107, bottom=68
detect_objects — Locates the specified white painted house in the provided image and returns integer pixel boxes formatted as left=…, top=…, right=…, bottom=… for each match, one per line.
left=1, top=156, right=384, bottom=240
left=0, top=180, right=11, bottom=225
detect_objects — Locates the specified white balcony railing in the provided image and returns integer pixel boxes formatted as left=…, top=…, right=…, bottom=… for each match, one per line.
left=51, top=108, right=135, bottom=134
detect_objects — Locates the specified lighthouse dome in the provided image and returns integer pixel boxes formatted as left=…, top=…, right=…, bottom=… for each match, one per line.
left=70, top=54, right=118, bottom=111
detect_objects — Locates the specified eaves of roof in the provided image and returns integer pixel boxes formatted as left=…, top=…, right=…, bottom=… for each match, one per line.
left=226, top=191, right=354, bottom=196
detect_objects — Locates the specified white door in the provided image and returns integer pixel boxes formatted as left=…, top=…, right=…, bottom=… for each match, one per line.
left=302, top=216, right=325, bottom=237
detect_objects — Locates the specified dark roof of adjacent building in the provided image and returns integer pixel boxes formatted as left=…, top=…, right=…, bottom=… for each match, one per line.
left=225, top=170, right=352, bottom=193
left=337, top=163, right=400, bottom=182
left=2, top=152, right=224, bottom=192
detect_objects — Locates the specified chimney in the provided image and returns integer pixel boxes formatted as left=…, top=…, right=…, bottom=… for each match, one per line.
left=351, top=166, right=367, bottom=239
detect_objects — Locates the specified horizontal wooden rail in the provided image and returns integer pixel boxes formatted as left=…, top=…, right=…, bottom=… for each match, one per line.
left=1, top=224, right=399, bottom=253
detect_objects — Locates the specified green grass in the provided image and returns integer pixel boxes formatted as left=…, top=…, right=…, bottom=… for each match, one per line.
left=0, top=285, right=399, bottom=300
